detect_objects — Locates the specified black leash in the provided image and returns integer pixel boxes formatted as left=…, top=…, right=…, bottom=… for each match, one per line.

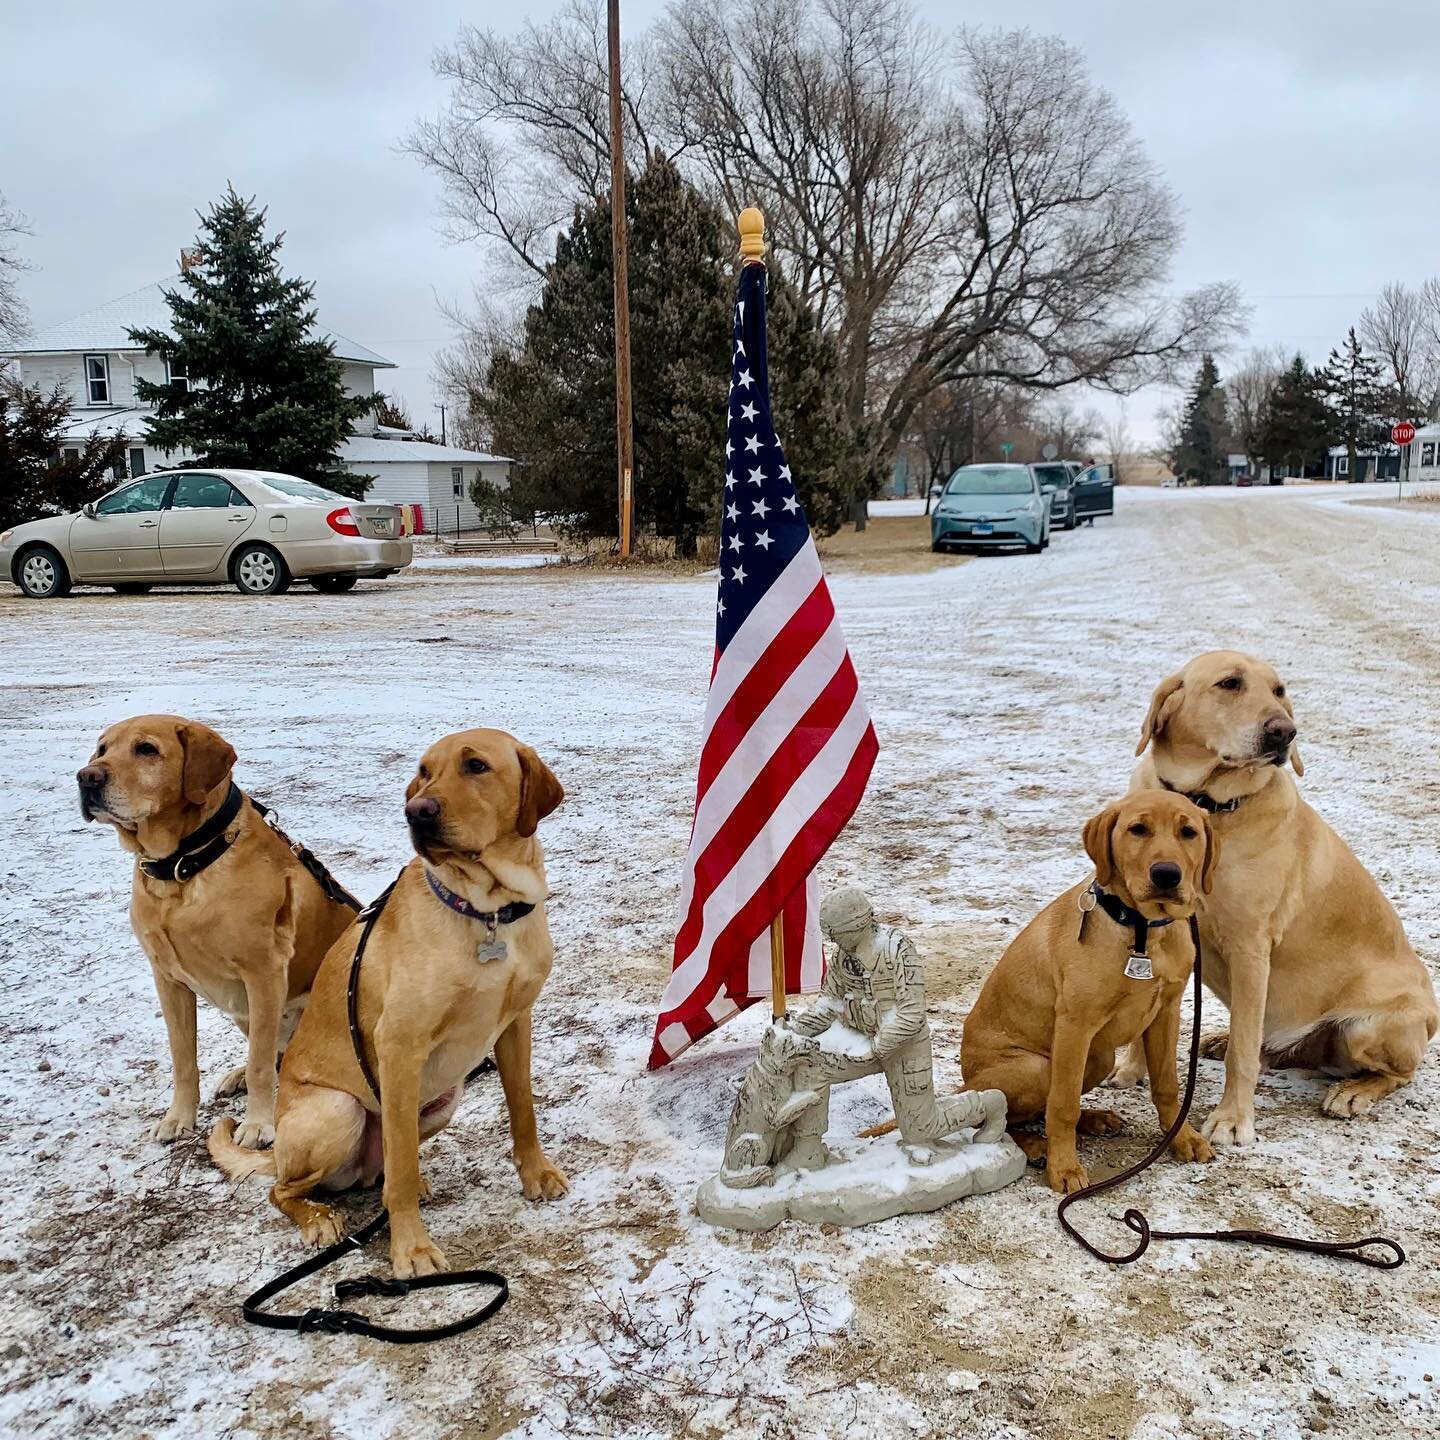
left=138, top=783, right=362, bottom=912
left=1057, top=915, right=1406, bottom=1271
left=241, top=869, right=510, bottom=1341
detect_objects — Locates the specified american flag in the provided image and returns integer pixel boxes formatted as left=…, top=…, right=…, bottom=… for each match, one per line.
left=648, top=260, right=878, bottom=1069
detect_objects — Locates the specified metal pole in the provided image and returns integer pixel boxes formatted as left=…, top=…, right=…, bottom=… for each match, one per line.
left=608, top=0, right=634, bottom=558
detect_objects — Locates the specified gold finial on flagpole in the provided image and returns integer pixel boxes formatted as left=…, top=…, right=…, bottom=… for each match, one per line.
left=738, top=206, right=766, bottom=263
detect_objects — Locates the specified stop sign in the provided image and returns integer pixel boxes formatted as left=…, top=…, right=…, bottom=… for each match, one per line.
left=1393, top=421, right=1416, bottom=445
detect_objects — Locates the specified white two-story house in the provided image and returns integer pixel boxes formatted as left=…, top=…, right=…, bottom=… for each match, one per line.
left=2, top=268, right=511, bottom=534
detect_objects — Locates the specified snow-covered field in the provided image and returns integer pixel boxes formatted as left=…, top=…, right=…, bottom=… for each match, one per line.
left=2, top=484, right=1438, bottom=1439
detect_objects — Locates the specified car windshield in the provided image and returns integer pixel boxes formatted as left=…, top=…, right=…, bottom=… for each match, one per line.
left=944, top=466, right=1033, bottom=496
left=1031, top=465, right=1069, bottom=489
left=252, top=473, right=350, bottom=504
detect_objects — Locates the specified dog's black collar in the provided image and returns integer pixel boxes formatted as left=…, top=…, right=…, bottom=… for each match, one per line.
left=1158, top=778, right=1242, bottom=815
left=138, top=782, right=245, bottom=883
left=425, top=870, right=535, bottom=929
left=1088, top=882, right=1174, bottom=957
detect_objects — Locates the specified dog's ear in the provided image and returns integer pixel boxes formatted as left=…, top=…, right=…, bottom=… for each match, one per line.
left=1082, top=805, right=1117, bottom=888
left=1200, top=814, right=1222, bottom=894
left=515, top=744, right=564, bottom=838
left=1136, top=672, right=1184, bottom=756
left=178, top=722, right=235, bottom=805
left=1277, top=688, right=1305, bottom=775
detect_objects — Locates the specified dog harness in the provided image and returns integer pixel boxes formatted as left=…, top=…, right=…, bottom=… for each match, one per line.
left=1081, top=881, right=1174, bottom=981
left=240, top=867, right=510, bottom=1343
left=137, top=782, right=361, bottom=910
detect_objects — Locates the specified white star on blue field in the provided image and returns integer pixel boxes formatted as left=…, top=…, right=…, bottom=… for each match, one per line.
left=715, top=265, right=809, bottom=648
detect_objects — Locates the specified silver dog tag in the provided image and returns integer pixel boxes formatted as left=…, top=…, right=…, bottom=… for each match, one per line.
left=477, top=938, right=508, bottom=965
left=1124, top=952, right=1154, bottom=981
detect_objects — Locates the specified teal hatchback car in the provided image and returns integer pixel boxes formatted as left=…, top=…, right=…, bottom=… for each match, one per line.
left=930, top=464, right=1050, bottom=554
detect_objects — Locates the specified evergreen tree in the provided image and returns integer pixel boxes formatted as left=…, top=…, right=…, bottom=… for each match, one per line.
left=0, top=377, right=128, bottom=530
left=128, top=187, right=374, bottom=497
left=482, top=154, right=867, bottom=554
left=1319, top=327, right=1392, bottom=481
left=1174, top=355, right=1229, bottom=485
left=1260, top=355, right=1331, bottom=477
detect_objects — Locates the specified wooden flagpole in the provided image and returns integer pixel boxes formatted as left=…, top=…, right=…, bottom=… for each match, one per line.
left=607, top=0, right=634, bottom=558
left=738, top=207, right=786, bottom=1018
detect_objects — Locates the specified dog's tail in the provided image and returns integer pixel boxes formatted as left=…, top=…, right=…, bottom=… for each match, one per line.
left=858, top=1117, right=898, bottom=1138
left=208, top=1117, right=278, bottom=1180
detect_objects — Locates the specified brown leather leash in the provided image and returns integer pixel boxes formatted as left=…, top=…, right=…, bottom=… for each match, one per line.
left=1056, top=916, right=1406, bottom=1270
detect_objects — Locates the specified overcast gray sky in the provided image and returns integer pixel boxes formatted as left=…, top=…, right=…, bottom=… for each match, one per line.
left=5, top=0, right=1438, bottom=443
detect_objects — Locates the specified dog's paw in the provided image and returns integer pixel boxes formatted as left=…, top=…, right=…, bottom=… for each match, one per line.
left=1198, top=1030, right=1230, bottom=1062
left=1101, top=1059, right=1147, bottom=1090
left=1045, top=1159, right=1090, bottom=1195
left=1200, top=1104, right=1256, bottom=1147
left=518, top=1151, right=570, bottom=1201
left=1322, top=1079, right=1380, bottom=1119
left=391, top=1233, right=448, bottom=1279
left=1077, top=1108, right=1126, bottom=1136
left=1168, top=1124, right=1216, bottom=1164
left=233, top=1116, right=275, bottom=1150
left=213, top=1065, right=248, bottom=1099
left=150, top=1107, right=198, bottom=1143
left=300, top=1206, right=347, bottom=1249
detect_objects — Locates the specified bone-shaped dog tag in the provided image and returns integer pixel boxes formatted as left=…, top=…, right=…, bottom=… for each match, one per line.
left=477, top=937, right=509, bottom=965
left=1124, top=952, right=1153, bottom=981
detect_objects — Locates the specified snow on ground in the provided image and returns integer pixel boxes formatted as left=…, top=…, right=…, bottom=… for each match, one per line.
left=2, top=484, right=1439, bottom=1439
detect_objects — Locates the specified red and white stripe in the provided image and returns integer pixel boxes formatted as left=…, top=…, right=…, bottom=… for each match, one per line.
left=648, top=536, right=878, bottom=1068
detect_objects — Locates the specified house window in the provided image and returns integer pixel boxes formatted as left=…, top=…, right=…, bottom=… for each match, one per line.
left=1336, top=455, right=1349, bottom=476
left=128, top=448, right=147, bottom=477
left=166, top=356, right=189, bottom=395
left=451, top=466, right=463, bottom=498
left=63, top=447, right=80, bottom=464
left=85, top=354, right=111, bottom=405
left=1422, top=441, right=1436, bottom=468
left=111, top=455, right=127, bottom=480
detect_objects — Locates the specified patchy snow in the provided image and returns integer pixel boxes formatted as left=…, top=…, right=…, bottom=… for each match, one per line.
left=2, top=483, right=1438, bottom=1439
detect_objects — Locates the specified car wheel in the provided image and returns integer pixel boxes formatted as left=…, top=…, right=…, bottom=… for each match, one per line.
left=111, top=583, right=152, bottom=595
left=1063, top=515, right=1077, bottom=530
left=233, top=543, right=292, bottom=597
left=311, top=574, right=357, bottom=594
left=930, top=540, right=945, bottom=554
left=1025, top=539, right=1043, bottom=554
left=16, top=545, right=72, bottom=599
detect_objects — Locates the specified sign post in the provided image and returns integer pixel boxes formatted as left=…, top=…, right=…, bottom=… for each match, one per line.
left=1000, top=441, right=1014, bottom=459
left=1393, top=422, right=1416, bottom=501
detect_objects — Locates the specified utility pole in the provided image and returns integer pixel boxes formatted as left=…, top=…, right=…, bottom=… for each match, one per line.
left=434, top=402, right=447, bottom=446
left=608, top=0, right=634, bottom=557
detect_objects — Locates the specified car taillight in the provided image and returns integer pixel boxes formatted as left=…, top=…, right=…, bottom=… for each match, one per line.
left=326, top=507, right=361, bottom=536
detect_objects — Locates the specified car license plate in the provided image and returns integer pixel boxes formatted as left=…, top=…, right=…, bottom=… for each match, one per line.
left=372, top=519, right=392, bottom=535
left=971, top=522, right=994, bottom=535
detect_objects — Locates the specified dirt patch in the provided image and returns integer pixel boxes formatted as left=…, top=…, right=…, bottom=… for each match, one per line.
left=818, top=513, right=961, bottom=576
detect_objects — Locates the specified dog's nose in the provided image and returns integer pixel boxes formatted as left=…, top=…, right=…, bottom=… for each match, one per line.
left=1262, top=715, right=1296, bottom=751
left=76, top=766, right=106, bottom=791
left=405, top=795, right=440, bottom=825
left=1149, top=861, right=1183, bottom=892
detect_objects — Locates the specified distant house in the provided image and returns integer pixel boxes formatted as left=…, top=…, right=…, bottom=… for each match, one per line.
left=0, top=271, right=508, bottom=533
left=1409, top=422, right=1440, bottom=480
left=1321, top=445, right=1400, bottom=482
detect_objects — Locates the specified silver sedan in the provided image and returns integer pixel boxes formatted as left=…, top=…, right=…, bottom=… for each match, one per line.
left=1, top=469, right=413, bottom=597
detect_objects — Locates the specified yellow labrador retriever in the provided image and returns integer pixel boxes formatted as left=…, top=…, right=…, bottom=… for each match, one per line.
left=209, top=727, right=568, bottom=1279
left=78, top=715, right=358, bottom=1147
left=1113, top=651, right=1437, bottom=1144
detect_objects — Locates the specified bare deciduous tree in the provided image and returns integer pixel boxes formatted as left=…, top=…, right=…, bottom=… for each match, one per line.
left=408, top=0, right=1244, bottom=503
left=1228, top=346, right=1286, bottom=479
left=406, top=0, right=663, bottom=284
left=1361, top=281, right=1439, bottom=418
left=0, top=193, right=32, bottom=347
left=1102, top=405, right=1134, bottom=483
